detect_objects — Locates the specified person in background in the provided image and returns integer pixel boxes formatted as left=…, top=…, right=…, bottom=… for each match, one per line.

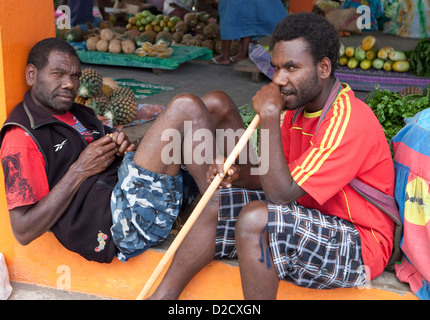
left=145, top=0, right=165, bottom=14
left=342, top=0, right=384, bottom=31
left=212, top=0, right=286, bottom=65
left=195, top=0, right=218, bottom=19
left=163, top=0, right=195, bottom=19
left=61, top=0, right=111, bottom=29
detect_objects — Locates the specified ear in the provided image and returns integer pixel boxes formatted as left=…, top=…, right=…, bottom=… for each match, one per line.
left=318, top=57, right=332, bottom=80
left=25, top=64, right=37, bottom=87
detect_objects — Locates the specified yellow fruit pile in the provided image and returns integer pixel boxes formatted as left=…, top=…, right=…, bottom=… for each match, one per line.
left=135, top=41, right=173, bottom=58
left=126, top=10, right=180, bottom=33
left=126, top=10, right=221, bottom=54
left=338, top=35, right=410, bottom=72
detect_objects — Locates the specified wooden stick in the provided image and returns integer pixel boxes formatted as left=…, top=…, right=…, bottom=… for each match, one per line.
left=136, top=115, right=261, bottom=300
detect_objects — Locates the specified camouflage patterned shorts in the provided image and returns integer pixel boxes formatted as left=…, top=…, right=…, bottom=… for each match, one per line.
left=110, top=152, right=183, bottom=262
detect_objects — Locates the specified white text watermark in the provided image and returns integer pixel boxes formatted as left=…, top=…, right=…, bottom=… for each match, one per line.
left=160, top=121, right=269, bottom=175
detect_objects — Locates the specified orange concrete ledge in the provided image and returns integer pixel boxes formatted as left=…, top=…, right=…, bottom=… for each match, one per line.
left=0, top=0, right=419, bottom=302
left=4, top=229, right=418, bottom=300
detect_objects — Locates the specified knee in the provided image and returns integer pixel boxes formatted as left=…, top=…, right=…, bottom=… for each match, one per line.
left=236, top=201, right=268, bottom=241
left=166, top=93, right=208, bottom=120
left=202, top=90, right=235, bottom=117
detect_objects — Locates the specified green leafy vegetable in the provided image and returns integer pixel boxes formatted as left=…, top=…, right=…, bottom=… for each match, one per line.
left=408, top=39, right=430, bottom=77
left=365, top=85, right=430, bottom=146
left=238, top=103, right=260, bottom=152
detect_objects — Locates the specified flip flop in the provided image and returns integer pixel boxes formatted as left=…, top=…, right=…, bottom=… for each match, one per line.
left=211, top=57, right=231, bottom=66
left=229, top=56, right=245, bottom=64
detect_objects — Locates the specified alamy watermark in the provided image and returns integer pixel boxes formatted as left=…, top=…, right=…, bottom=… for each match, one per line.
left=55, top=4, right=372, bottom=31
left=160, top=121, right=269, bottom=175
left=356, top=5, right=372, bottom=30
left=56, top=5, right=71, bottom=29
left=56, top=265, right=71, bottom=290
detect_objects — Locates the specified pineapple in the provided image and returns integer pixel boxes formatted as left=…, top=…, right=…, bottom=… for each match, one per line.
left=203, top=23, right=219, bottom=39
left=102, top=77, right=119, bottom=91
left=74, top=95, right=87, bottom=105
left=156, top=31, right=173, bottom=46
left=184, top=13, right=198, bottom=28
left=77, top=68, right=103, bottom=98
left=108, top=96, right=137, bottom=125
left=137, top=30, right=157, bottom=45
left=56, top=27, right=68, bottom=40
left=64, top=27, right=84, bottom=42
left=100, top=84, right=113, bottom=99
left=85, top=94, right=110, bottom=117
left=172, top=32, right=184, bottom=44
left=110, top=86, right=135, bottom=100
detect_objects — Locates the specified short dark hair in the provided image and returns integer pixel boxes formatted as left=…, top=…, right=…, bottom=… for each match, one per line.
left=272, top=12, right=339, bottom=77
left=27, top=37, right=79, bottom=70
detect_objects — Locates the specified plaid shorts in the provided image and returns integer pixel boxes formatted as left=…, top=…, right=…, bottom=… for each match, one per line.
left=215, top=188, right=367, bottom=289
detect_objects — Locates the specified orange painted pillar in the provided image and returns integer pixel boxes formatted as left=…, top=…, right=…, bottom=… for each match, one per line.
left=0, top=0, right=55, bottom=263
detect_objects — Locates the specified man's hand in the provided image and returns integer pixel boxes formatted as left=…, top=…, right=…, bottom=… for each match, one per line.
left=252, top=82, right=286, bottom=117
left=71, top=135, right=118, bottom=180
left=108, top=131, right=136, bottom=157
left=206, top=155, right=240, bottom=189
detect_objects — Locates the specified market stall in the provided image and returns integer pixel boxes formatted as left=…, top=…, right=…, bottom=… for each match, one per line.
left=55, top=9, right=223, bottom=128
left=76, top=45, right=212, bottom=71
left=247, top=34, right=430, bottom=93
left=55, top=9, right=229, bottom=72
left=335, top=35, right=430, bottom=92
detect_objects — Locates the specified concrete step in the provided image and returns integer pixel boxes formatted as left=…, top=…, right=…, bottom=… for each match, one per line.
left=4, top=230, right=417, bottom=300
left=8, top=281, right=115, bottom=300
left=6, top=268, right=415, bottom=300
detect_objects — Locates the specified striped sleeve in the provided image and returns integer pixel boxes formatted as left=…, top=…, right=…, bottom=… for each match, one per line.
left=291, top=90, right=352, bottom=187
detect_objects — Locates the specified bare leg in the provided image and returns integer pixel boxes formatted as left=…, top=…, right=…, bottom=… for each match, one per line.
left=201, top=90, right=246, bottom=150
left=213, top=40, right=231, bottom=65
left=236, top=201, right=279, bottom=299
left=133, top=93, right=214, bottom=190
left=230, top=36, right=252, bottom=63
left=148, top=193, right=220, bottom=299
left=145, top=91, right=247, bottom=299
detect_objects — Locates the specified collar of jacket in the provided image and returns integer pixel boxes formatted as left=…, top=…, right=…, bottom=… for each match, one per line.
left=22, top=90, right=104, bottom=134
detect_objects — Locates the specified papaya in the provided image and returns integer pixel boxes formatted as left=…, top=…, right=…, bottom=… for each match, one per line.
left=377, top=46, right=394, bottom=59
left=392, top=60, right=410, bottom=72
left=339, top=43, right=345, bottom=57
left=338, top=56, right=349, bottom=66
left=360, top=59, right=372, bottom=70
left=383, top=60, right=394, bottom=71
left=361, top=35, right=376, bottom=51
left=347, top=57, right=359, bottom=69
left=388, top=50, right=407, bottom=61
left=372, top=58, right=384, bottom=70
left=354, top=46, right=366, bottom=62
left=141, top=10, right=152, bottom=17
left=345, top=46, right=355, bottom=58
left=365, top=48, right=377, bottom=60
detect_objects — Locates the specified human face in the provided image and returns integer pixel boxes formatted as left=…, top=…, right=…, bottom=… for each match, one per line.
left=26, top=51, right=81, bottom=115
left=270, top=38, right=323, bottom=112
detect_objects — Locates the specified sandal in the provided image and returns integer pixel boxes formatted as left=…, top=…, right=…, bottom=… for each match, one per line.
left=229, top=56, right=246, bottom=64
left=211, top=56, right=231, bottom=66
